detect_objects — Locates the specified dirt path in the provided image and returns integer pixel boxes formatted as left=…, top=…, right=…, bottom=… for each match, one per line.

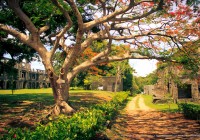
left=105, top=95, right=200, bottom=140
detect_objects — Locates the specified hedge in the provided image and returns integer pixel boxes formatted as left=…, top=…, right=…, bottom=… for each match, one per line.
left=178, top=103, right=200, bottom=121
left=1, top=92, right=128, bottom=140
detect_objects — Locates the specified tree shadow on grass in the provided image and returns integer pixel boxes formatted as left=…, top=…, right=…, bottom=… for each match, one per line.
left=0, top=92, right=111, bottom=133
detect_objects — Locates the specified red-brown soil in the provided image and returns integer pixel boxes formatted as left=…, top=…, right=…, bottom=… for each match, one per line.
left=105, top=95, right=200, bottom=140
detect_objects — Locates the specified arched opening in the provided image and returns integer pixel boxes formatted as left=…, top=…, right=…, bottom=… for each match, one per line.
left=43, top=83, right=47, bottom=88
left=0, top=80, right=4, bottom=89
left=36, top=82, right=39, bottom=88
left=32, top=82, right=35, bottom=89
left=178, top=84, right=192, bottom=99
left=23, top=81, right=27, bottom=89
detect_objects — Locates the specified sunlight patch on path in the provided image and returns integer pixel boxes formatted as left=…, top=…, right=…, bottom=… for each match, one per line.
left=105, top=95, right=200, bottom=140
left=125, top=95, right=154, bottom=114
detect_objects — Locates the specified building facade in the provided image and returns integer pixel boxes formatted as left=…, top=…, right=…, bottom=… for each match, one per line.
left=145, top=66, right=200, bottom=102
left=91, top=76, right=123, bottom=92
left=0, top=61, right=50, bottom=89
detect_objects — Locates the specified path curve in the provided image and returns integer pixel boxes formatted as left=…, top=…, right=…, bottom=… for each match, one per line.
left=105, top=95, right=200, bottom=140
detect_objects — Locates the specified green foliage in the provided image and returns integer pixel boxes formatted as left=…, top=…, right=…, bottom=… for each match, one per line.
left=1, top=92, right=128, bottom=140
left=123, top=67, right=133, bottom=91
left=84, top=75, right=103, bottom=89
left=174, top=54, right=199, bottom=77
left=132, top=72, right=158, bottom=93
left=142, top=94, right=178, bottom=112
left=178, top=103, right=200, bottom=121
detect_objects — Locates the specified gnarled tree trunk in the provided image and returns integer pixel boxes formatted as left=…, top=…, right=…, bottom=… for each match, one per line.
left=47, top=69, right=75, bottom=116
left=51, top=81, right=75, bottom=116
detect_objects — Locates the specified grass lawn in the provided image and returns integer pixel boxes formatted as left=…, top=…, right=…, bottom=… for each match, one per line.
left=0, top=88, right=116, bottom=132
left=141, top=94, right=178, bottom=112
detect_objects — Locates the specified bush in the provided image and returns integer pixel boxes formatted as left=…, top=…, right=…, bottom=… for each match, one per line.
left=1, top=92, right=128, bottom=140
left=178, top=103, right=200, bottom=121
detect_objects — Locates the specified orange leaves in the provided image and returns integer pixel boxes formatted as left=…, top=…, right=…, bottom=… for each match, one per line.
left=169, top=12, right=175, bottom=17
left=160, top=37, right=167, bottom=42
left=141, top=2, right=154, bottom=7
left=173, top=29, right=179, bottom=34
left=176, top=65, right=183, bottom=70
left=118, top=0, right=130, bottom=4
left=95, top=0, right=100, bottom=4
left=166, top=29, right=179, bottom=36
left=168, top=4, right=193, bottom=20
left=115, top=44, right=130, bottom=54
left=81, top=47, right=97, bottom=59
left=88, top=66, right=102, bottom=75
left=194, top=18, right=200, bottom=23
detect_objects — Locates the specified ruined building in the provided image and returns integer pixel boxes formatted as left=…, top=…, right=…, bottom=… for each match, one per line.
left=144, top=65, right=200, bottom=102
left=91, top=76, right=123, bottom=92
left=0, top=60, right=50, bottom=89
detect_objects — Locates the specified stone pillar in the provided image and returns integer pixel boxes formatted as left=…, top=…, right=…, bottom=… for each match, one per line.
left=192, top=79, right=199, bottom=100
left=171, top=81, right=178, bottom=100
left=18, top=70, right=21, bottom=79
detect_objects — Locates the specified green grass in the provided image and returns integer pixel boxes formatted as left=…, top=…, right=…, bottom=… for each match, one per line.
left=0, top=88, right=53, bottom=94
left=0, top=88, right=114, bottom=96
left=142, top=94, right=178, bottom=112
left=0, top=89, right=115, bottom=108
left=0, top=88, right=118, bottom=132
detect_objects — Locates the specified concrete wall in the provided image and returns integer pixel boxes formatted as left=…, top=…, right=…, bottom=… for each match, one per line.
left=144, top=85, right=154, bottom=95
left=91, top=76, right=123, bottom=92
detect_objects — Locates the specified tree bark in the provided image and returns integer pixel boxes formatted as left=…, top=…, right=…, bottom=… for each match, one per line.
left=52, top=80, right=75, bottom=116
left=47, top=70, right=75, bottom=116
left=114, top=65, right=120, bottom=92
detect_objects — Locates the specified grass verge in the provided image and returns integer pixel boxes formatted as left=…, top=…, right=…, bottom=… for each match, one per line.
left=141, top=94, right=178, bottom=112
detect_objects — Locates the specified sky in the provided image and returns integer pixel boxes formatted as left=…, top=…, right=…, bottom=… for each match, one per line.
left=129, top=59, right=157, bottom=77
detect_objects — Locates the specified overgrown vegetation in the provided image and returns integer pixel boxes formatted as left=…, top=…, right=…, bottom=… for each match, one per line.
left=132, top=72, right=158, bottom=94
left=142, top=94, right=178, bottom=112
left=0, top=92, right=128, bottom=140
left=178, top=103, right=200, bottom=121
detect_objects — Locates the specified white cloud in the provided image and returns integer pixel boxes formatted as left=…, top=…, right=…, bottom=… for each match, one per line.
left=31, top=61, right=45, bottom=70
left=129, top=59, right=157, bottom=77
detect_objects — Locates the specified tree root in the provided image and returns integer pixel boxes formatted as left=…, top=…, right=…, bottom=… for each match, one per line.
left=40, top=101, right=75, bottom=124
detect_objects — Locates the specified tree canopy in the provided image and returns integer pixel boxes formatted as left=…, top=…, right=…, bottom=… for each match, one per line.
left=0, top=0, right=199, bottom=115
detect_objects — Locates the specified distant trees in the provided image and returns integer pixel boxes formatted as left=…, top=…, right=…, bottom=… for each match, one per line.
left=132, top=72, right=158, bottom=93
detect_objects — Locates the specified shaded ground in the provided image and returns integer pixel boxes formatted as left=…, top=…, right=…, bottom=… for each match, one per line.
left=0, top=91, right=112, bottom=135
left=106, top=95, right=200, bottom=140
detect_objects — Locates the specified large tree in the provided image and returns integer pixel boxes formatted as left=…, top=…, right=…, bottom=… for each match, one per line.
left=0, top=0, right=199, bottom=115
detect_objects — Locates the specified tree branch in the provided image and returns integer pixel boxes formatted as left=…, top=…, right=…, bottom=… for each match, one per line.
left=0, top=24, right=28, bottom=44
left=50, top=0, right=73, bottom=61
left=83, top=0, right=135, bottom=31
left=39, top=25, right=50, bottom=34
left=7, top=0, right=38, bottom=34
left=68, top=50, right=169, bottom=82
left=65, top=0, right=83, bottom=30
left=112, top=0, right=163, bottom=22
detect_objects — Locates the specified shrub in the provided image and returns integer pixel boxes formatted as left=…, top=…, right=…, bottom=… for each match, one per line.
left=178, top=103, right=200, bottom=121
left=1, top=92, right=128, bottom=140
